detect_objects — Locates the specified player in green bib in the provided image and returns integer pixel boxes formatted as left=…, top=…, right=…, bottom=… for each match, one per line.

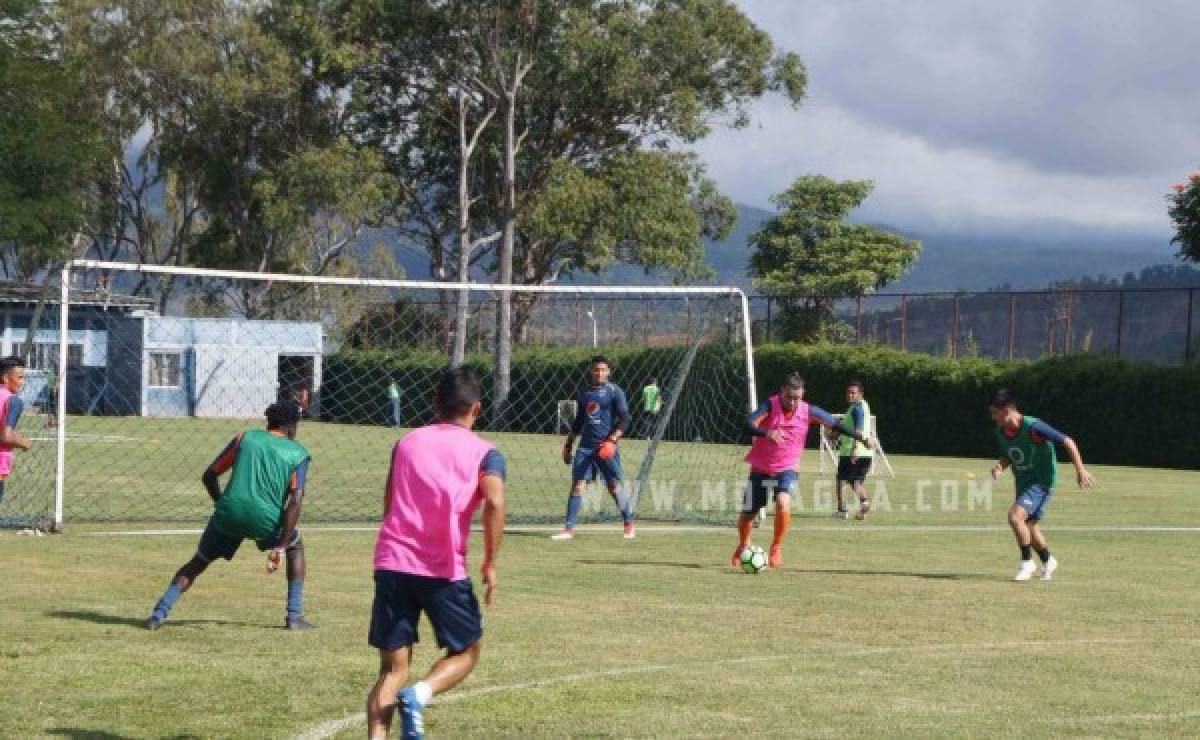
left=145, top=402, right=314, bottom=630
left=833, top=379, right=874, bottom=519
left=640, top=380, right=662, bottom=437
left=988, top=389, right=1094, bottom=582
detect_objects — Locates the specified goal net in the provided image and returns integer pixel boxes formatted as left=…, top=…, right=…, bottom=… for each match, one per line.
left=22, top=261, right=761, bottom=529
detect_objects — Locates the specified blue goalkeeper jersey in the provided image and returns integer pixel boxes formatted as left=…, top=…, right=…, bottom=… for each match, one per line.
left=572, top=382, right=629, bottom=449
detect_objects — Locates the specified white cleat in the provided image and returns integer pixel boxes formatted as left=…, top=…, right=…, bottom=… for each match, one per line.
left=550, top=529, right=575, bottom=540
left=1039, top=556, right=1058, bottom=581
left=1013, top=560, right=1037, bottom=581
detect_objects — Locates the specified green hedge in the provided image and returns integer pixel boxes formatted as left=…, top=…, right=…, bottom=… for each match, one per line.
left=320, top=343, right=1199, bottom=469
left=319, top=344, right=747, bottom=442
left=754, top=343, right=1200, bottom=469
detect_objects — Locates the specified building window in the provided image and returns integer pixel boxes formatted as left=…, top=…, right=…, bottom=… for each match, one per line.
left=148, top=352, right=183, bottom=388
left=27, top=342, right=82, bottom=371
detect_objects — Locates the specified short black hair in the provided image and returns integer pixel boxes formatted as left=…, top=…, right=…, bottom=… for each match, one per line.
left=265, top=401, right=300, bottom=431
left=847, top=378, right=865, bottom=392
left=590, top=355, right=610, bottom=368
left=990, top=388, right=1018, bottom=409
left=0, top=356, right=25, bottom=378
left=782, top=373, right=804, bottom=390
left=435, top=365, right=482, bottom=419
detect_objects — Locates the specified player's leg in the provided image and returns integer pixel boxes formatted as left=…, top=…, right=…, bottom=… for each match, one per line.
left=1007, top=497, right=1037, bottom=581
left=1026, top=488, right=1057, bottom=579
left=396, top=578, right=485, bottom=740
left=853, top=465, right=871, bottom=519
left=769, top=472, right=797, bottom=567
left=600, top=451, right=634, bottom=538
left=366, top=571, right=422, bottom=738
left=553, top=450, right=592, bottom=539
left=266, top=530, right=312, bottom=629
left=733, top=474, right=766, bottom=567
left=367, top=647, right=412, bottom=739
left=146, top=521, right=235, bottom=629
left=834, top=459, right=850, bottom=518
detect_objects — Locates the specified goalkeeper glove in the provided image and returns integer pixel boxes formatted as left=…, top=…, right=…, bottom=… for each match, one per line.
left=597, top=437, right=617, bottom=461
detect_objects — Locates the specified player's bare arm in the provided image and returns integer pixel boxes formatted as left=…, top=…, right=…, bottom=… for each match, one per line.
left=480, top=472, right=505, bottom=606
left=1061, top=437, right=1094, bottom=488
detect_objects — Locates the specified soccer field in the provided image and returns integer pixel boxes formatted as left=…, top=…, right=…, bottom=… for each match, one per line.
left=3, top=456, right=1200, bottom=738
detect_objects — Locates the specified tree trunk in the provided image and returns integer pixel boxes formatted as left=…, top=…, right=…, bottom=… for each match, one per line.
left=493, top=90, right=516, bottom=427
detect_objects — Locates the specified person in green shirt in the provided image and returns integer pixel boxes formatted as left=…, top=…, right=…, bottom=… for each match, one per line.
left=387, top=379, right=402, bottom=428
left=145, top=402, right=315, bottom=630
left=640, top=380, right=662, bottom=438
left=989, top=388, right=1094, bottom=582
left=833, top=379, right=873, bottom=519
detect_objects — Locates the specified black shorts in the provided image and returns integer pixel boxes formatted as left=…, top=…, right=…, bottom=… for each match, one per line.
left=836, top=457, right=872, bottom=483
left=196, top=519, right=300, bottom=562
left=369, top=570, right=482, bottom=654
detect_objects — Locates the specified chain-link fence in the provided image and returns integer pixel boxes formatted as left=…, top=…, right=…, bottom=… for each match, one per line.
left=1, top=263, right=763, bottom=528
left=750, top=288, right=1200, bottom=364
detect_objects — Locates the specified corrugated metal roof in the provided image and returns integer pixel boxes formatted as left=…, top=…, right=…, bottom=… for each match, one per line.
left=0, top=282, right=155, bottom=310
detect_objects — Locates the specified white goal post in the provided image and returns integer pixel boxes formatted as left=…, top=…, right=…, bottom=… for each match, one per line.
left=48, top=259, right=761, bottom=529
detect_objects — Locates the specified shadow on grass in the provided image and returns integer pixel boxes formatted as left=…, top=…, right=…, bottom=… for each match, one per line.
left=794, top=568, right=1000, bottom=582
left=47, top=731, right=200, bottom=740
left=575, top=558, right=712, bottom=571
left=46, top=610, right=265, bottom=630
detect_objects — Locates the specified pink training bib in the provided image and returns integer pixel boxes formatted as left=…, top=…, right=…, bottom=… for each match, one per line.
left=743, top=394, right=810, bottom=475
left=374, top=422, right=494, bottom=580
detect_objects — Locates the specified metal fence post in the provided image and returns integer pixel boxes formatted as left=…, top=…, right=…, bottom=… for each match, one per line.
left=899, top=294, right=908, bottom=351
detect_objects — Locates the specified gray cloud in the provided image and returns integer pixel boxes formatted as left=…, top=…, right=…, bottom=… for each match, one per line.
left=694, top=0, right=1199, bottom=236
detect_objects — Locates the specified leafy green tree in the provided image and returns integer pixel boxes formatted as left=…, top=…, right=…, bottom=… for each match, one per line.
left=347, top=0, right=804, bottom=417
left=1169, top=172, right=1200, bottom=261
left=750, top=176, right=922, bottom=342
left=0, top=0, right=109, bottom=278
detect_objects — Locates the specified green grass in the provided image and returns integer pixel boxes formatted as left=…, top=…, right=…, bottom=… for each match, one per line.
left=3, top=453, right=1200, bottom=737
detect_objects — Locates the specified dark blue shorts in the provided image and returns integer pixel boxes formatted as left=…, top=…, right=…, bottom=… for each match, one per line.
left=0, top=478, right=6, bottom=503
left=742, top=471, right=799, bottom=513
left=837, top=457, right=872, bottom=483
left=196, top=519, right=301, bottom=562
left=1016, top=484, right=1052, bottom=522
left=571, top=446, right=622, bottom=487
left=369, top=570, right=482, bottom=654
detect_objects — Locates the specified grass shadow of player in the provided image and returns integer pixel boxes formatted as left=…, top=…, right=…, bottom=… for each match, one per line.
left=792, top=568, right=1000, bottom=582
left=575, top=558, right=712, bottom=571
left=46, top=610, right=265, bottom=630
left=47, top=730, right=201, bottom=740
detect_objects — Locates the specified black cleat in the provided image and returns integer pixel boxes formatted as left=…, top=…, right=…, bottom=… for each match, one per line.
left=145, top=616, right=163, bottom=631
left=286, top=617, right=317, bottom=630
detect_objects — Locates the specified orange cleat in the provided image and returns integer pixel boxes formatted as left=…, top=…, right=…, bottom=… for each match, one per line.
left=731, top=545, right=746, bottom=568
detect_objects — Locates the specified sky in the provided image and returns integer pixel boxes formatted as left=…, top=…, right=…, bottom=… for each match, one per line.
left=692, top=0, right=1199, bottom=241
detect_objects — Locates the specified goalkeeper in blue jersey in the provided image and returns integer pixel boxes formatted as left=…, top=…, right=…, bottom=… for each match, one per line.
left=553, top=355, right=635, bottom=540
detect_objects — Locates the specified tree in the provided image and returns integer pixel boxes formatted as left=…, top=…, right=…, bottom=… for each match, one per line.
left=347, top=0, right=804, bottom=419
left=749, top=176, right=922, bottom=342
left=0, top=0, right=109, bottom=279
left=64, top=0, right=396, bottom=318
left=1169, top=171, right=1200, bottom=262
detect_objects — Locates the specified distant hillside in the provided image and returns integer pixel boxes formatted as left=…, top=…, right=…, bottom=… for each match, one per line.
left=378, top=203, right=1186, bottom=294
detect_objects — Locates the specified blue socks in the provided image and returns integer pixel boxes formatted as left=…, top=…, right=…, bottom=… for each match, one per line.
left=565, top=494, right=582, bottom=530
left=152, top=582, right=183, bottom=621
left=287, top=579, right=304, bottom=621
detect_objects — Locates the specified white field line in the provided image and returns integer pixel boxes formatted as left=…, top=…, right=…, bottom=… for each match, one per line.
left=88, top=524, right=1200, bottom=537
left=290, top=637, right=1200, bottom=740
left=30, top=433, right=143, bottom=443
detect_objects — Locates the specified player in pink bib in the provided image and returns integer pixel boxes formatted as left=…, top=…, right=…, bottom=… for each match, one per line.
left=367, top=366, right=507, bottom=740
left=0, top=358, right=33, bottom=503
left=735, top=373, right=870, bottom=569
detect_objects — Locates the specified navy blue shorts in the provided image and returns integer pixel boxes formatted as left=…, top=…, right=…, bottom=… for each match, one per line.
left=571, top=446, right=622, bottom=487
left=0, top=478, right=6, bottom=503
left=742, top=471, right=799, bottom=513
left=196, top=519, right=301, bottom=562
left=1016, top=484, right=1053, bottom=522
left=369, top=570, right=482, bottom=654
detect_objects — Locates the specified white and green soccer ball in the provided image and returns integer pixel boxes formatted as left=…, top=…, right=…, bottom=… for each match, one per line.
left=740, top=544, right=768, bottom=574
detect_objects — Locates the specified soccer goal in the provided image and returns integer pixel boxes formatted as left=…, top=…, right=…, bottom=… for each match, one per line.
left=26, top=260, right=762, bottom=530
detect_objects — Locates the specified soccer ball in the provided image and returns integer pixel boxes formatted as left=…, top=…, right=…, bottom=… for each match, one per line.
left=740, top=544, right=768, bottom=574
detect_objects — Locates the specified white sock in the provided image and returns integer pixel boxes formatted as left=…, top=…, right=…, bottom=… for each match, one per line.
left=413, top=680, right=434, bottom=706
